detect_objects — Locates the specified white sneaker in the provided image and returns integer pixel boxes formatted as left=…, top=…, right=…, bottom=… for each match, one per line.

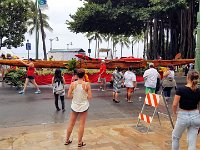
left=18, top=90, right=24, bottom=94
left=35, top=90, right=41, bottom=94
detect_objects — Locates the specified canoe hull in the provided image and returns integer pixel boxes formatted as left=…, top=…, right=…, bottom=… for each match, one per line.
left=0, top=59, right=195, bottom=69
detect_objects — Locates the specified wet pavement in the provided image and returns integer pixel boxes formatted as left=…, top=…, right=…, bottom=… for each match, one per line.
left=0, top=77, right=200, bottom=149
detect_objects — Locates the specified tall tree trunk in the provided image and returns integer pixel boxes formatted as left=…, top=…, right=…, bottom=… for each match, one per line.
left=187, top=0, right=195, bottom=58
left=0, top=37, right=2, bottom=50
left=179, top=10, right=185, bottom=58
left=149, top=20, right=153, bottom=59
left=146, top=22, right=149, bottom=59
left=158, top=20, right=161, bottom=58
left=107, top=37, right=110, bottom=48
left=143, top=22, right=148, bottom=59
left=39, top=8, right=47, bottom=60
left=160, top=20, right=165, bottom=59
left=166, top=26, right=169, bottom=59
left=137, top=42, right=139, bottom=58
left=132, top=41, right=134, bottom=57
left=153, top=18, right=158, bottom=59
left=95, top=38, right=97, bottom=58
left=121, top=44, right=122, bottom=57
left=112, top=41, right=115, bottom=58
left=97, top=40, right=100, bottom=58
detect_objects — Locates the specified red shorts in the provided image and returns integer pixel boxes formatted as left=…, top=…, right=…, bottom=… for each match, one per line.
left=126, top=87, right=135, bottom=93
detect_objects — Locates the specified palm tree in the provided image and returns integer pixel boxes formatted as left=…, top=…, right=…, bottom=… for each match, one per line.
left=101, top=33, right=111, bottom=49
left=131, top=33, right=144, bottom=58
left=130, top=36, right=135, bottom=57
left=86, top=32, right=102, bottom=58
left=110, top=35, right=119, bottom=58
left=118, top=35, right=130, bottom=58
left=27, top=3, right=53, bottom=60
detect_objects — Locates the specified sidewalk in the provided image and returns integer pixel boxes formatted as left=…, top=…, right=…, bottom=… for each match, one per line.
left=0, top=118, right=199, bottom=150
left=1, top=76, right=200, bottom=150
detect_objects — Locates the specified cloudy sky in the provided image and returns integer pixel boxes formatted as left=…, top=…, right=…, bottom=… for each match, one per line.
left=10, top=0, right=143, bottom=59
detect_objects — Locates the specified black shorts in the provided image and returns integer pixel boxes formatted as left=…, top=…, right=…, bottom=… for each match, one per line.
left=27, top=76, right=34, bottom=80
left=71, top=107, right=89, bottom=113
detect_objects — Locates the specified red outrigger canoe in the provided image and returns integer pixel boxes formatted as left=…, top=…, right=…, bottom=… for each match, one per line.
left=0, top=54, right=195, bottom=69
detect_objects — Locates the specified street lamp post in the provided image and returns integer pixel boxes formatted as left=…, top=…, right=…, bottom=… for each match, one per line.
left=49, top=37, right=59, bottom=51
left=195, top=1, right=200, bottom=73
left=67, top=42, right=72, bottom=50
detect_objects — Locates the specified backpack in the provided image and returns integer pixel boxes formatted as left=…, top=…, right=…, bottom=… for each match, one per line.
left=53, top=79, right=65, bottom=95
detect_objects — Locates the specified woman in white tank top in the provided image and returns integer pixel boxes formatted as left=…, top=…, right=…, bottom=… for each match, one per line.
left=65, top=68, right=92, bottom=147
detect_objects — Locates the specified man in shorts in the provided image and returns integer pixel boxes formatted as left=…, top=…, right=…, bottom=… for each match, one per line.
left=98, top=60, right=107, bottom=91
left=124, top=66, right=137, bottom=102
left=143, top=63, right=160, bottom=94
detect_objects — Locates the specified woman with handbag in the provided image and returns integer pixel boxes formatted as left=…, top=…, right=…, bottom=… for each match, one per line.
left=162, top=65, right=176, bottom=99
left=52, top=69, right=66, bottom=111
left=172, top=70, right=200, bottom=150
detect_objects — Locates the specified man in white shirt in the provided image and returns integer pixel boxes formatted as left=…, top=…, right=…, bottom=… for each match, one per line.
left=124, top=66, right=137, bottom=103
left=143, top=63, right=160, bottom=94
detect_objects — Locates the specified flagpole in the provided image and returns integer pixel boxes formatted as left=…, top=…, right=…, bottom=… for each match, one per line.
left=35, top=0, right=39, bottom=59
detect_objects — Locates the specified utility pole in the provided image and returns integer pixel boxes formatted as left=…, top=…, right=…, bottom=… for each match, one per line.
left=35, top=0, right=39, bottom=59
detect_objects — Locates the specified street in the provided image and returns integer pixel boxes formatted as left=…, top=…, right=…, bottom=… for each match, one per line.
left=0, top=77, right=186, bottom=128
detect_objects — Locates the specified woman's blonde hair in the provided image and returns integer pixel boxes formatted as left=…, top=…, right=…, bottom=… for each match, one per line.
left=187, top=70, right=199, bottom=91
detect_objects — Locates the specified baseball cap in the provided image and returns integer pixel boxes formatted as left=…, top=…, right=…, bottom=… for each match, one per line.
left=149, top=63, right=154, bottom=67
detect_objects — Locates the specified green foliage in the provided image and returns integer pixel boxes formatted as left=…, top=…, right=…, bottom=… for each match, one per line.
left=67, top=0, right=187, bottom=36
left=0, top=0, right=32, bottom=48
left=67, top=2, right=144, bottom=36
left=27, top=2, right=53, bottom=36
left=65, top=59, right=78, bottom=71
left=35, top=69, right=113, bottom=75
left=4, top=69, right=26, bottom=89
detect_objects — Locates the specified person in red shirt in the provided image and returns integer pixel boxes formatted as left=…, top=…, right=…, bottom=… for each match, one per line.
left=18, top=58, right=41, bottom=94
left=98, top=60, right=107, bottom=91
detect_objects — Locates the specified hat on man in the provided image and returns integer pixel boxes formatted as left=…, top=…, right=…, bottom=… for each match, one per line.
left=149, top=63, right=154, bottom=67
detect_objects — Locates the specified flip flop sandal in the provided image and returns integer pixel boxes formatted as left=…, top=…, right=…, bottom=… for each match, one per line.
left=64, top=140, right=72, bottom=145
left=78, top=142, right=86, bottom=147
left=115, top=100, right=120, bottom=103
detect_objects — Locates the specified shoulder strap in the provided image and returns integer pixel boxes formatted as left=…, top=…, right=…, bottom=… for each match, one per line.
left=73, top=81, right=78, bottom=90
left=82, top=81, right=89, bottom=91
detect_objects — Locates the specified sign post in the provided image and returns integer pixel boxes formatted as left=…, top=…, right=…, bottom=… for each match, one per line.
left=88, top=49, right=91, bottom=57
left=26, top=40, right=31, bottom=60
